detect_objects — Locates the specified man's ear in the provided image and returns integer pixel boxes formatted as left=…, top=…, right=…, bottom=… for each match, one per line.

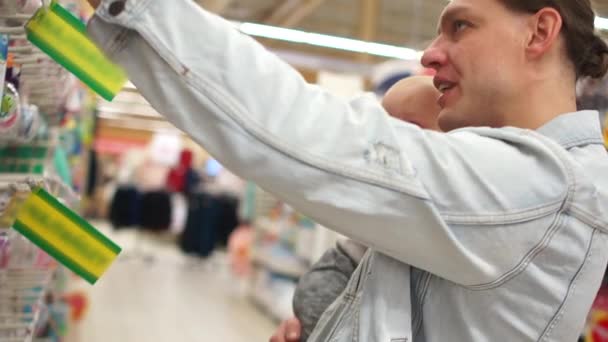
left=525, top=7, right=563, bottom=59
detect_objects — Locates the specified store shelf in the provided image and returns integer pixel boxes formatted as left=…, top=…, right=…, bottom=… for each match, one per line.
left=249, top=289, right=284, bottom=323
left=0, top=266, right=55, bottom=342
left=0, top=3, right=94, bottom=341
left=252, top=248, right=309, bottom=279
left=0, top=215, right=57, bottom=342
left=253, top=217, right=283, bottom=237
left=249, top=267, right=297, bottom=323
left=0, top=173, right=79, bottom=202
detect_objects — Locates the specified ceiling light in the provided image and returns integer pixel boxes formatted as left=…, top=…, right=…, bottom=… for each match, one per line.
left=596, top=16, right=608, bottom=31
left=236, top=16, right=608, bottom=61
left=236, top=22, right=422, bottom=61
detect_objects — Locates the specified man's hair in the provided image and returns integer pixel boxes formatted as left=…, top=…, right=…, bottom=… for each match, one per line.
left=499, top=0, right=608, bottom=79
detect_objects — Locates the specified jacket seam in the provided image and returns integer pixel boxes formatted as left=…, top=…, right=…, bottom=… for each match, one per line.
left=411, top=272, right=424, bottom=335
left=414, top=273, right=432, bottom=335
left=411, top=272, right=423, bottom=334
left=466, top=133, right=577, bottom=289
left=89, top=16, right=121, bottom=54
left=441, top=130, right=573, bottom=225
left=352, top=293, right=361, bottom=342
left=560, top=137, right=604, bottom=149
left=442, top=199, right=564, bottom=225
left=336, top=243, right=362, bottom=269
left=538, top=228, right=596, bottom=341
left=108, top=27, right=131, bottom=56
left=465, top=213, right=564, bottom=290
left=570, top=206, right=608, bottom=233
left=326, top=295, right=359, bottom=341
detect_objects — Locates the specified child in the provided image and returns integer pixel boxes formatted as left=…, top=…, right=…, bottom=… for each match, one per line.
left=292, top=76, right=442, bottom=341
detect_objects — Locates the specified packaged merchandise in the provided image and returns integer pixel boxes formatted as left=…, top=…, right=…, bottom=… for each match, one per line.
left=0, top=0, right=41, bottom=16
left=0, top=82, right=22, bottom=141
left=18, top=104, right=41, bottom=142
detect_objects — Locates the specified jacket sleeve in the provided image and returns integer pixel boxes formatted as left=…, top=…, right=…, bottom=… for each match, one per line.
left=87, top=0, right=570, bottom=286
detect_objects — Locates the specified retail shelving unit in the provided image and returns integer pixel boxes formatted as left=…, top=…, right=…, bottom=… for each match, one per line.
left=246, top=184, right=342, bottom=322
left=0, top=177, right=75, bottom=341
left=0, top=1, right=92, bottom=340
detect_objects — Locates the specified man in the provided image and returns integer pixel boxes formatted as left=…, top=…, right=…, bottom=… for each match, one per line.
left=292, top=76, right=442, bottom=342
left=85, top=0, right=608, bottom=340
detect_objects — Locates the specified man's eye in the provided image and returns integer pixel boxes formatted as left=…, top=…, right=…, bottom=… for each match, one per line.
left=453, top=20, right=469, bottom=33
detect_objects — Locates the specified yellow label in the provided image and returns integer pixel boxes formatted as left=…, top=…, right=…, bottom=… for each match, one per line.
left=16, top=193, right=117, bottom=279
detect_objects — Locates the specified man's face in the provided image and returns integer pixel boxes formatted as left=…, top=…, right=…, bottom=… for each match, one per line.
left=421, top=0, right=531, bottom=131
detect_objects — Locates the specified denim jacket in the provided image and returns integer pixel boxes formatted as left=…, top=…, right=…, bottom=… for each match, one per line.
left=88, top=0, right=608, bottom=340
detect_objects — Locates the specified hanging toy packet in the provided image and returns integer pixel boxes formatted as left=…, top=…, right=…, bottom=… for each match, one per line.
left=25, top=2, right=126, bottom=101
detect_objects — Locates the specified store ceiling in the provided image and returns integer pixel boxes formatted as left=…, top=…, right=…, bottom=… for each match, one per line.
left=197, top=0, right=608, bottom=62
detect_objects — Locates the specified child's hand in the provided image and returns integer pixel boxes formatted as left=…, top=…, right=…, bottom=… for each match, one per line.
left=269, top=317, right=302, bottom=342
left=86, top=0, right=101, bottom=9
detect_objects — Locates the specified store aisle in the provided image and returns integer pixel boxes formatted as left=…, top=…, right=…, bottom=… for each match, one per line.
left=67, top=222, right=278, bottom=342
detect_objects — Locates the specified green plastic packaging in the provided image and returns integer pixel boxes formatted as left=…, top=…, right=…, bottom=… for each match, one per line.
left=25, top=3, right=126, bottom=101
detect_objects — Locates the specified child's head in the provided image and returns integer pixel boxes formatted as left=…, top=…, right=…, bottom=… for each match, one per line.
left=381, top=76, right=441, bottom=131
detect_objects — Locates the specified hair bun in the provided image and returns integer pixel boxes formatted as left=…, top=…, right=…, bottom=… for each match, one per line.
left=579, top=35, right=608, bottom=79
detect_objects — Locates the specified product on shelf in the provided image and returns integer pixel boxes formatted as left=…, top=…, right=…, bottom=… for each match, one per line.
left=0, top=0, right=41, bottom=16
left=18, top=104, right=41, bottom=142
left=25, top=2, right=126, bottom=101
left=0, top=0, right=109, bottom=340
left=0, top=228, right=61, bottom=341
left=0, top=82, right=22, bottom=142
left=12, top=186, right=121, bottom=284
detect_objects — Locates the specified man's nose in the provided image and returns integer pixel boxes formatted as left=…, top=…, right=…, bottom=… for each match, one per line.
left=421, top=39, right=448, bottom=71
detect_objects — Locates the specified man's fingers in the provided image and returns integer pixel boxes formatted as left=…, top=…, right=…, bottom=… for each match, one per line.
left=86, top=0, right=101, bottom=9
left=270, top=318, right=302, bottom=342
left=285, top=317, right=302, bottom=341
left=269, top=321, right=287, bottom=342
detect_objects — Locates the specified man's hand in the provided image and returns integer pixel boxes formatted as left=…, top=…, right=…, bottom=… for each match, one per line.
left=86, top=0, right=101, bottom=9
left=269, top=317, right=302, bottom=342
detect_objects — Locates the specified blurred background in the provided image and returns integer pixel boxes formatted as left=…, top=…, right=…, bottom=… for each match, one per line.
left=0, top=0, right=607, bottom=341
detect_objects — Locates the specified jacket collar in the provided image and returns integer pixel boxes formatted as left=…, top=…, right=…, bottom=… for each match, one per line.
left=536, top=110, right=605, bottom=149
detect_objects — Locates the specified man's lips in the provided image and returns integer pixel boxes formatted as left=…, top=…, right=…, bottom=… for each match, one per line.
left=433, top=76, right=457, bottom=93
left=434, top=76, right=458, bottom=108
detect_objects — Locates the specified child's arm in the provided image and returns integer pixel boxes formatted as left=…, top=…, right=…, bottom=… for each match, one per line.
left=293, top=240, right=367, bottom=341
